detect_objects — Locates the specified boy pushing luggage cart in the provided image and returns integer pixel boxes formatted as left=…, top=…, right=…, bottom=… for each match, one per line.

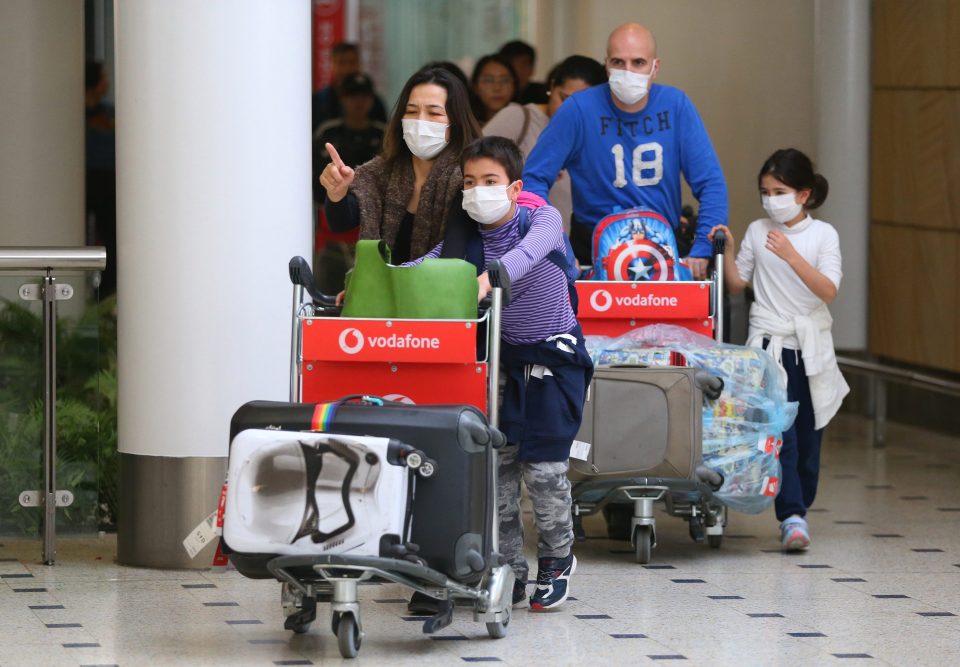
left=406, top=136, right=593, bottom=610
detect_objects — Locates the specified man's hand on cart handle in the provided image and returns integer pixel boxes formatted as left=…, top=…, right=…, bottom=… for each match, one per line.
left=319, top=143, right=355, bottom=203
left=477, top=271, right=492, bottom=303
left=686, top=257, right=708, bottom=281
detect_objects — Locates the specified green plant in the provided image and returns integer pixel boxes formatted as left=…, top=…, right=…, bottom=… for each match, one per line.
left=0, top=293, right=118, bottom=535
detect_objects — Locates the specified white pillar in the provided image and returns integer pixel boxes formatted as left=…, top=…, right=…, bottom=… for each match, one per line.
left=0, top=2, right=84, bottom=246
left=814, top=0, right=870, bottom=350
left=116, top=0, right=313, bottom=567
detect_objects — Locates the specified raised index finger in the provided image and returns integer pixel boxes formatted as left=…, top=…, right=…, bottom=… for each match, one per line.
left=325, top=143, right=345, bottom=169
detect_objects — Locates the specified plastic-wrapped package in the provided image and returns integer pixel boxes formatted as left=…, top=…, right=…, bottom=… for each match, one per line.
left=585, top=335, right=614, bottom=365
left=586, top=324, right=797, bottom=513
left=596, top=346, right=675, bottom=368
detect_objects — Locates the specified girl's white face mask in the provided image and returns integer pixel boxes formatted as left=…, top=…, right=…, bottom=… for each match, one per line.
left=462, top=184, right=514, bottom=225
left=761, top=192, right=803, bottom=224
left=608, top=64, right=655, bottom=105
left=401, top=119, right=449, bottom=160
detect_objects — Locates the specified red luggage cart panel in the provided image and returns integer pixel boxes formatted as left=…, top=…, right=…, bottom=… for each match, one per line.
left=301, top=318, right=478, bottom=364
left=575, top=281, right=713, bottom=338
left=302, top=361, right=488, bottom=409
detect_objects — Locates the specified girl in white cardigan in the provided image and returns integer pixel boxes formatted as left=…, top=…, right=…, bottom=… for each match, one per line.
left=710, top=148, right=849, bottom=552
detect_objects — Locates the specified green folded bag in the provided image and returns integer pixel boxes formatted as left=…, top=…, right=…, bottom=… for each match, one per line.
left=341, top=240, right=478, bottom=319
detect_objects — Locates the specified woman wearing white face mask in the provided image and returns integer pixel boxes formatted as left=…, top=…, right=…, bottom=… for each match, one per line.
left=320, top=67, right=481, bottom=264
left=710, top=148, right=849, bottom=553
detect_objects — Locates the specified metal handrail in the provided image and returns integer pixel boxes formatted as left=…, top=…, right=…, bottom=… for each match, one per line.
left=836, top=355, right=960, bottom=448
left=0, top=246, right=106, bottom=565
left=836, top=355, right=960, bottom=398
left=0, top=247, right=106, bottom=271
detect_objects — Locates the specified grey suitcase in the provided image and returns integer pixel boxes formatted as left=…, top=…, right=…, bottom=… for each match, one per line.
left=570, top=366, right=710, bottom=482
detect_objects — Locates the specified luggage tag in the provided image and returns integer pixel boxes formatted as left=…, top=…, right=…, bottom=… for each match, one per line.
left=570, top=440, right=592, bottom=461
left=182, top=510, right=218, bottom=559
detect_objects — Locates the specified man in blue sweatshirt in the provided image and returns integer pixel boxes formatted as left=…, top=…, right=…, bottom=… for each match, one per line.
left=522, top=23, right=727, bottom=279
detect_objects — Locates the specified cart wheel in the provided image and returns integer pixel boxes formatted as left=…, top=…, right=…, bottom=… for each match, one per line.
left=486, top=613, right=510, bottom=639
left=292, top=621, right=311, bottom=634
left=603, top=504, right=633, bottom=541
left=633, top=525, right=653, bottom=564
left=708, top=534, right=723, bottom=549
left=336, top=613, right=361, bottom=659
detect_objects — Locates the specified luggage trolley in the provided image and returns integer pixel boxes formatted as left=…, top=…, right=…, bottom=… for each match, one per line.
left=570, top=231, right=729, bottom=564
left=258, top=257, right=515, bottom=658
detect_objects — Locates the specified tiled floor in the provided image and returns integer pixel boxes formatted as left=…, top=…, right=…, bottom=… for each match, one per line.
left=1, top=414, right=959, bottom=666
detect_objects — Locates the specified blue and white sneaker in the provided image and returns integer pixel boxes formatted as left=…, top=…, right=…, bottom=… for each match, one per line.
left=781, top=515, right=811, bottom=552
left=529, top=553, right=576, bottom=611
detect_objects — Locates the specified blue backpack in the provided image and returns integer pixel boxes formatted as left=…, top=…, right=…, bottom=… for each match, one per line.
left=462, top=205, right=581, bottom=313
left=590, top=208, right=692, bottom=281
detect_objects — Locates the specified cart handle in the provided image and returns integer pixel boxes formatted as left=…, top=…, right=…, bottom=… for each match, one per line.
left=485, top=259, right=512, bottom=307
left=289, top=256, right=339, bottom=308
left=712, top=228, right=726, bottom=256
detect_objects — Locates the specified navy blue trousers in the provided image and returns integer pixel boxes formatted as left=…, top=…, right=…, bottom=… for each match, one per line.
left=769, top=344, right=824, bottom=522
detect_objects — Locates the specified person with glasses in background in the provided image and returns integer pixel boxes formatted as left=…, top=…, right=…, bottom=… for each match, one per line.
left=470, top=54, right=518, bottom=127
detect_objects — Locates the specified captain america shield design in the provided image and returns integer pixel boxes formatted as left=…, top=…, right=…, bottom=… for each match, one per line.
left=607, top=240, right=676, bottom=281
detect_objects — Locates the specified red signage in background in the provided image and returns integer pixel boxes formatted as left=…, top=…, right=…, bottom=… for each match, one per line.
left=313, top=0, right=346, bottom=91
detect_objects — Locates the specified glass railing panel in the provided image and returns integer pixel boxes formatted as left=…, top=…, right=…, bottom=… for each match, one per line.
left=0, top=270, right=111, bottom=538
left=0, top=272, right=43, bottom=537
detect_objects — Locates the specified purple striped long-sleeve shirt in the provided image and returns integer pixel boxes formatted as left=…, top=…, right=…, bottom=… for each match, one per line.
left=407, top=204, right=577, bottom=344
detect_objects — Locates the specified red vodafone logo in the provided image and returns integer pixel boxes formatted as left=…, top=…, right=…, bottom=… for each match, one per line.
left=338, top=327, right=364, bottom=355
left=590, top=289, right=613, bottom=312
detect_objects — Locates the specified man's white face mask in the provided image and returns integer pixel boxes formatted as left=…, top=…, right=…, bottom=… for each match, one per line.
left=607, top=61, right=656, bottom=105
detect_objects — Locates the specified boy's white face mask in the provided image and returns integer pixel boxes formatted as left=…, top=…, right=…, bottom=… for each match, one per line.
left=761, top=192, right=803, bottom=224
left=462, top=184, right=515, bottom=225
left=401, top=119, right=449, bottom=160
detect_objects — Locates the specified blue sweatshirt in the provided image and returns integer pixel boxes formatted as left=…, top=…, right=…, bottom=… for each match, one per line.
left=522, top=83, right=728, bottom=258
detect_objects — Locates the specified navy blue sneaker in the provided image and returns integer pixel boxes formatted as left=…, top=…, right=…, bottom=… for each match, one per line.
left=529, top=553, right=576, bottom=611
left=512, top=578, right=528, bottom=608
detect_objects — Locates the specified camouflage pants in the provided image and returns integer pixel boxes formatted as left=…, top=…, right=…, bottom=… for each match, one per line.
left=497, top=444, right=574, bottom=582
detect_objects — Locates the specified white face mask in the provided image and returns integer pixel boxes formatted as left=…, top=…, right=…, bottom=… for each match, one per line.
left=401, top=119, right=449, bottom=160
left=762, top=192, right=804, bottom=224
left=608, top=64, right=655, bottom=105
left=462, top=184, right=514, bottom=225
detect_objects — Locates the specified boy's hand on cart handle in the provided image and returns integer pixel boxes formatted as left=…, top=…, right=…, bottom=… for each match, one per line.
left=477, top=271, right=492, bottom=303
left=686, top=257, right=708, bottom=280
left=765, top=229, right=798, bottom=263
left=319, top=143, right=355, bottom=203
left=335, top=290, right=345, bottom=306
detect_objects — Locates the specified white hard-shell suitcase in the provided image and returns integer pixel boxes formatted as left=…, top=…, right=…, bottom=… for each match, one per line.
left=224, top=431, right=409, bottom=557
